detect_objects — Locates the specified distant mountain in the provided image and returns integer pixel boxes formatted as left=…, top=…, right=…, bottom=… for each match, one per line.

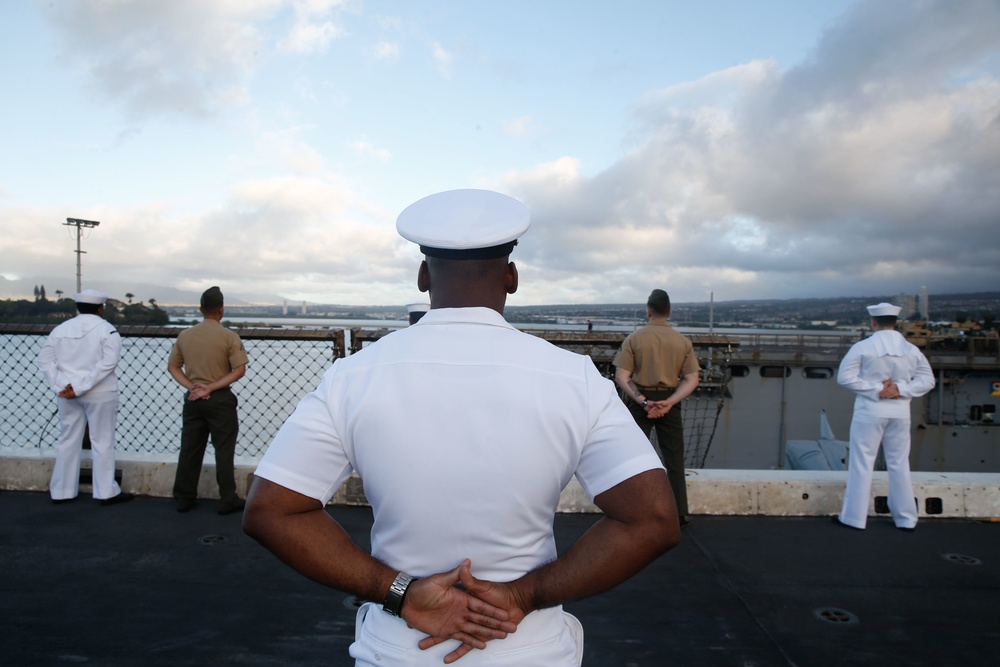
left=5, top=274, right=996, bottom=320
left=0, top=276, right=285, bottom=306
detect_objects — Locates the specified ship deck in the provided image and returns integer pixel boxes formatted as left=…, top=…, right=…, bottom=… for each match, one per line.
left=2, top=490, right=997, bottom=666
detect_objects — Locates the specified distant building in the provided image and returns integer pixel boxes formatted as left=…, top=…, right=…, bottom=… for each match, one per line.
left=301, top=301, right=307, bottom=315
left=894, top=293, right=917, bottom=319
left=919, top=286, right=929, bottom=320
left=282, top=299, right=288, bottom=316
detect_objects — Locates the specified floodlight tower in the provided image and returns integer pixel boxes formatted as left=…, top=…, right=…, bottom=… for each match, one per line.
left=64, top=218, right=101, bottom=294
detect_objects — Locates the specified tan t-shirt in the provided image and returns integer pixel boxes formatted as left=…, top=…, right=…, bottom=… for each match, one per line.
left=613, top=321, right=699, bottom=390
left=168, top=319, right=248, bottom=386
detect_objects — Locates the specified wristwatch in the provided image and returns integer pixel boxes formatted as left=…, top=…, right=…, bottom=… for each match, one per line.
left=382, top=572, right=415, bottom=617
left=640, top=398, right=647, bottom=407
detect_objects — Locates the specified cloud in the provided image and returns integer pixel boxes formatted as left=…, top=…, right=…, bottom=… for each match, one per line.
left=374, top=40, right=401, bottom=61
left=431, top=40, right=453, bottom=78
left=349, top=139, right=392, bottom=163
left=42, top=0, right=352, bottom=118
left=253, top=125, right=327, bottom=173
left=505, top=0, right=1000, bottom=302
left=278, top=20, right=345, bottom=53
left=43, top=0, right=275, bottom=119
left=502, top=115, right=535, bottom=137
left=18, top=0, right=1000, bottom=307
left=279, top=0, right=348, bottom=53
left=2, top=171, right=412, bottom=304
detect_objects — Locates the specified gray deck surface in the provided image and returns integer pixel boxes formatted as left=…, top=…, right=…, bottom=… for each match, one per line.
left=1, top=490, right=997, bottom=666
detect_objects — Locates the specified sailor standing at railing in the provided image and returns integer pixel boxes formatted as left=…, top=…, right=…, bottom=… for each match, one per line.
left=243, top=188, right=679, bottom=666
left=834, top=302, right=936, bottom=531
left=37, top=289, right=133, bottom=506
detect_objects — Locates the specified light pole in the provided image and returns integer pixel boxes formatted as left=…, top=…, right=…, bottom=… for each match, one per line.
left=64, top=218, right=100, bottom=294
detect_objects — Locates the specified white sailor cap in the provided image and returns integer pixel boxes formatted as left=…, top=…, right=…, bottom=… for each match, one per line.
left=73, top=289, right=108, bottom=305
left=406, top=302, right=430, bottom=314
left=867, top=302, right=902, bottom=317
left=396, top=189, right=530, bottom=260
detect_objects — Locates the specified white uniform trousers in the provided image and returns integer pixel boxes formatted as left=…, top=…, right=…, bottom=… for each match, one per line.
left=839, top=416, right=918, bottom=529
left=50, top=391, right=122, bottom=501
left=351, top=602, right=583, bottom=666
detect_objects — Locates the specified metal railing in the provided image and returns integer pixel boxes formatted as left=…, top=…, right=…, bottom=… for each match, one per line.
left=5, top=323, right=743, bottom=464
left=715, top=332, right=1000, bottom=370
left=2, top=324, right=345, bottom=458
left=351, top=328, right=740, bottom=377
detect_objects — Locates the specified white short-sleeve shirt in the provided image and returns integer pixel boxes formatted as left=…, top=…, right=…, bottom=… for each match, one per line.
left=255, top=307, right=663, bottom=582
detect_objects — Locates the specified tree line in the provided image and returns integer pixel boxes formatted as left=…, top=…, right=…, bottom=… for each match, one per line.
left=0, top=285, right=169, bottom=325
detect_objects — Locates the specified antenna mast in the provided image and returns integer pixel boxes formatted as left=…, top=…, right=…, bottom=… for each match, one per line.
left=63, top=218, right=100, bottom=294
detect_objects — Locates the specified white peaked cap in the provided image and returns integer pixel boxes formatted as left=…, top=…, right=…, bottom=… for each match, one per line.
left=74, top=289, right=108, bottom=305
left=406, top=302, right=430, bottom=313
left=867, top=302, right=902, bottom=317
left=396, top=189, right=530, bottom=259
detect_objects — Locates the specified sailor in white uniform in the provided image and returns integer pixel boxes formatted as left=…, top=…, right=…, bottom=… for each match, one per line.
left=244, top=189, right=680, bottom=666
left=835, top=302, right=935, bottom=530
left=405, top=301, right=430, bottom=325
left=37, top=289, right=132, bottom=505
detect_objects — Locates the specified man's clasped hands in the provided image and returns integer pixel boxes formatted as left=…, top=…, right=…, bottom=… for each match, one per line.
left=643, top=399, right=675, bottom=419
left=398, top=559, right=531, bottom=664
left=880, top=379, right=901, bottom=399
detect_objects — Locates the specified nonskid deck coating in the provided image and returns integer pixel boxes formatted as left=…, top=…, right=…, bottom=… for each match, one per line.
left=1, top=490, right=997, bottom=666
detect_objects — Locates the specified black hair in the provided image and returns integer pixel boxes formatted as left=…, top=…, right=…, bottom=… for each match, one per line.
left=647, top=289, right=671, bottom=316
left=76, top=302, right=102, bottom=315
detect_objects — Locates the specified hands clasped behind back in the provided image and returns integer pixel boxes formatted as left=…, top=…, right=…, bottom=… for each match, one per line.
left=880, top=379, right=901, bottom=400
left=404, top=559, right=524, bottom=664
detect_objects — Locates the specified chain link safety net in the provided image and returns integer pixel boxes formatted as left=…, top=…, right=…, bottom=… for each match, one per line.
left=2, top=325, right=345, bottom=458
left=681, top=345, right=733, bottom=469
left=6, top=324, right=735, bottom=465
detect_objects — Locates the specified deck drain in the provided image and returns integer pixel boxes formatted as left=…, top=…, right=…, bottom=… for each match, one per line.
left=813, top=607, right=859, bottom=625
left=943, top=553, right=981, bottom=566
left=198, top=534, right=228, bottom=545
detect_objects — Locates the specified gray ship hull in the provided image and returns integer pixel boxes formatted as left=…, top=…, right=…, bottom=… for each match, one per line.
left=701, top=334, right=999, bottom=473
left=350, top=326, right=1000, bottom=473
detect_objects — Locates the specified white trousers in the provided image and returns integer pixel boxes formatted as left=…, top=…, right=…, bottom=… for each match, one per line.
left=839, top=416, right=917, bottom=529
left=351, top=602, right=583, bottom=666
left=50, top=391, right=122, bottom=501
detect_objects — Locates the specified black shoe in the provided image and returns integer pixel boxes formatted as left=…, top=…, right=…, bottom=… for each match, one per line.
left=217, top=500, right=246, bottom=516
left=831, top=515, right=863, bottom=530
left=100, top=492, right=135, bottom=506
left=176, top=499, right=197, bottom=513
left=52, top=497, right=76, bottom=505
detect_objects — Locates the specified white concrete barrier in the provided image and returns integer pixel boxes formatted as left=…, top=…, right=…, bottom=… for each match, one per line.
left=2, top=449, right=998, bottom=519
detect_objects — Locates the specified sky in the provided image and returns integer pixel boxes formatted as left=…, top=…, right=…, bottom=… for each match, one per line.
left=1, top=0, right=998, bottom=306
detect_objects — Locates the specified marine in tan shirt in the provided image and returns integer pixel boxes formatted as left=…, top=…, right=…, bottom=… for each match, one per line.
left=614, top=289, right=700, bottom=523
left=167, top=286, right=248, bottom=514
